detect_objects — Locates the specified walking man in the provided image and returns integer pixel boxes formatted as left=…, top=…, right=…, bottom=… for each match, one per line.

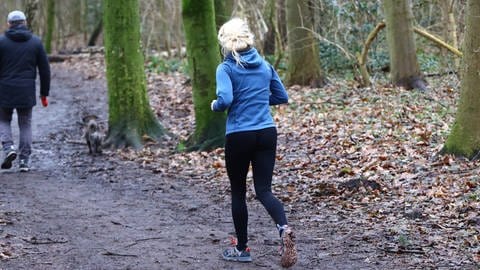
left=0, top=10, right=50, bottom=172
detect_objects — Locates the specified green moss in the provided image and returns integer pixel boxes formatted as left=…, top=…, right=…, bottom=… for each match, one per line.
left=103, top=0, right=165, bottom=149
left=443, top=122, right=480, bottom=159
left=182, top=0, right=226, bottom=151
left=44, top=0, right=55, bottom=53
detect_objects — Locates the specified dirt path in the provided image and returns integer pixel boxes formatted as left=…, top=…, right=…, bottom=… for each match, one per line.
left=0, top=64, right=388, bottom=270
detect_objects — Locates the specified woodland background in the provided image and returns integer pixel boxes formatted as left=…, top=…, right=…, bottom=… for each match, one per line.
left=0, top=0, right=479, bottom=269
left=0, top=0, right=465, bottom=78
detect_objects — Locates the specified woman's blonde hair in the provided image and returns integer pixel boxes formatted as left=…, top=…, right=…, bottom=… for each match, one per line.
left=218, top=18, right=255, bottom=65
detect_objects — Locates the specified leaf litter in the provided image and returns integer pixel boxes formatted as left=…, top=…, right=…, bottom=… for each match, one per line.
left=4, top=54, right=475, bottom=268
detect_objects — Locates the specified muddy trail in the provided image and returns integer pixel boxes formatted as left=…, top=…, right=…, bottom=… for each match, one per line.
left=0, top=64, right=403, bottom=270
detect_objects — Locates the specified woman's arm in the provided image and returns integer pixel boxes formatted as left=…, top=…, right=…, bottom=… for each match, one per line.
left=212, top=64, right=233, bottom=112
left=269, top=66, right=288, bottom=105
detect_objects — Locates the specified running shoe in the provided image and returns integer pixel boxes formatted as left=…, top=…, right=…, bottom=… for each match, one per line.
left=222, top=246, right=252, bottom=262
left=280, top=226, right=297, bottom=268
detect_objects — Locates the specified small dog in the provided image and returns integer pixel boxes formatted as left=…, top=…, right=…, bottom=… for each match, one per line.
left=82, top=115, right=103, bottom=155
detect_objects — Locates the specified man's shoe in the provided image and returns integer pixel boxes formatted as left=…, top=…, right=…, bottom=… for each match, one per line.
left=19, top=159, right=30, bottom=172
left=1, top=149, right=17, bottom=169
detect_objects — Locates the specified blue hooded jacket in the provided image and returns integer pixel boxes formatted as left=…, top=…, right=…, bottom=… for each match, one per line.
left=212, top=47, right=288, bottom=135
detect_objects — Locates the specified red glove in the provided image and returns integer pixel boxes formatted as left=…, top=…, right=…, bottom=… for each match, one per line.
left=40, top=96, right=48, bottom=107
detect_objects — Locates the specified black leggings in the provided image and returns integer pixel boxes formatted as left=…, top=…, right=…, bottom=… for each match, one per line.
left=225, top=127, right=287, bottom=250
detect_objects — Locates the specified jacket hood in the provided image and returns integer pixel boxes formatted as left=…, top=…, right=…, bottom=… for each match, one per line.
left=5, top=25, right=32, bottom=42
left=226, top=47, right=263, bottom=68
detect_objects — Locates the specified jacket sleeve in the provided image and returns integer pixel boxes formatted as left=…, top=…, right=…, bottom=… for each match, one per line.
left=269, top=65, right=288, bottom=105
left=213, top=64, right=233, bottom=112
left=37, top=41, right=51, bottom=97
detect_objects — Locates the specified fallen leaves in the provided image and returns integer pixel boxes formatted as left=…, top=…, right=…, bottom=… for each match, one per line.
left=59, top=56, right=479, bottom=268
left=0, top=249, right=13, bottom=260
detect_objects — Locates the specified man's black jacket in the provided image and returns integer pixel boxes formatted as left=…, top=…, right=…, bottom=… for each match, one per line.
left=0, top=24, right=50, bottom=108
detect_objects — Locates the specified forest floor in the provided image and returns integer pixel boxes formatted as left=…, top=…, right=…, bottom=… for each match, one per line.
left=0, top=54, right=479, bottom=270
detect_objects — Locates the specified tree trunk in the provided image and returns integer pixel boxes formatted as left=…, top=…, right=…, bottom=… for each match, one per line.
left=440, top=0, right=459, bottom=69
left=442, top=0, right=480, bottom=159
left=182, top=0, right=226, bottom=151
left=275, top=0, right=287, bottom=69
left=383, top=0, right=426, bottom=90
left=285, top=0, right=324, bottom=87
left=87, top=19, right=103, bottom=46
left=286, top=0, right=324, bottom=87
left=213, top=0, right=233, bottom=60
left=277, top=0, right=287, bottom=50
left=80, top=0, right=87, bottom=44
left=45, top=0, right=55, bottom=53
left=263, top=0, right=276, bottom=55
left=103, top=0, right=165, bottom=149
left=24, top=0, right=39, bottom=34
left=214, top=0, right=233, bottom=29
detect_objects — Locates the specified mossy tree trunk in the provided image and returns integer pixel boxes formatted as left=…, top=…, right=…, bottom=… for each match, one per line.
left=45, top=0, right=54, bottom=53
left=285, top=0, right=324, bottom=87
left=442, top=0, right=480, bottom=159
left=383, top=0, right=427, bottom=90
left=213, top=0, right=233, bottom=59
left=214, top=0, right=233, bottom=29
left=103, top=0, right=165, bottom=149
left=182, top=0, right=226, bottom=151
